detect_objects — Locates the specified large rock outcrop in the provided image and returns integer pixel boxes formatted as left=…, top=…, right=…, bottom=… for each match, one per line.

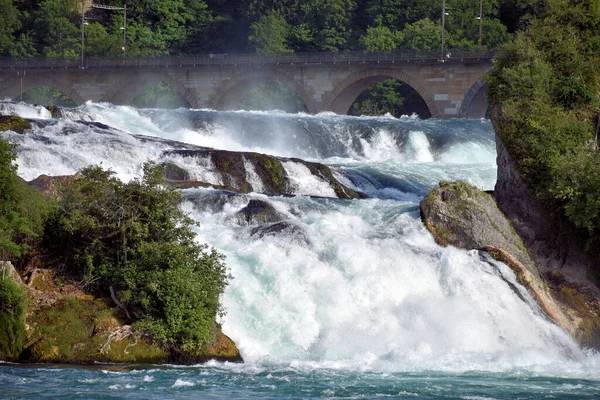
left=420, top=181, right=578, bottom=340
left=493, top=136, right=600, bottom=348
left=420, top=136, right=600, bottom=348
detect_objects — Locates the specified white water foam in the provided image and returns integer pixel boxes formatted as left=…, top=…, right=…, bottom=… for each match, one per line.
left=159, top=152, right=223, bottom=186
left=183, top=192, right=589, bottom=375
left=0, top=102, right=52, bottom=119
left=2, top=119, right=166, bottom=181
left=243, top=156, right=265, bottom=193
left=405, top=131, right=434, bottom=162
left=359, top=129, right=403, bottom=162
left=281, top=161, right=337, bottom=197
left=6, top=101, right=596, bottom=379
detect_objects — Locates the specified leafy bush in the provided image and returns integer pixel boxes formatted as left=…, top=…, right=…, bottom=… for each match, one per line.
left=47, top=162, right=229, bottom=350
left=486, top=0, right=600, bottom=245
left=0, top=272, right=27, bottom=359
left=0, top=138, right=54, bottom=260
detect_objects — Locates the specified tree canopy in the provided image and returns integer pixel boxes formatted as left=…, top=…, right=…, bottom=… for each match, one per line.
left=486, top=0, right=600, bottom=248
left=1, top=0, right=527, bottom=57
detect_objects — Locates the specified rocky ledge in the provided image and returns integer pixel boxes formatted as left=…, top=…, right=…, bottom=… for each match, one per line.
left=161, top=148, right=363, bottom=199
left=0, top=262, right=242, bottom=364
left=420, top=180, right=600, bottom=348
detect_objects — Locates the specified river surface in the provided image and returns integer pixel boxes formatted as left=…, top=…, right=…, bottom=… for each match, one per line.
left=1, top=102, right=599, bottom=399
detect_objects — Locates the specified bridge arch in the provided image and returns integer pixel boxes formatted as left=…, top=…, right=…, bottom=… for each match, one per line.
left=210, top=70, right=316, bottom=114
left=105, top=73, right=196, bottom=108
left=0, top=75, right=84, bottom=105
left=460, top=78, right=489, bottom=118
left=323, top=68, right=439, bottom=117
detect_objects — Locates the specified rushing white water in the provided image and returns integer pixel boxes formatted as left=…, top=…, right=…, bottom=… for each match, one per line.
left=2, top=101, right=599, bottom=379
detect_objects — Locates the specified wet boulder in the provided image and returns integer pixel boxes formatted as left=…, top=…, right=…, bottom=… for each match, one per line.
left=227, top=199, right=287, bottom=226
left=246, top=221, right=310, bottom=246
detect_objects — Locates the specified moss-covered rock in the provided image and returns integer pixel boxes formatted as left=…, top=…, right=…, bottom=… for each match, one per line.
left=162, top=149, right=361, bottom=199
left=10, top=267, right=243, bottom=364
left=45, top=105, right=64, bottom=119
left=0, top=115, right=31, bottom=134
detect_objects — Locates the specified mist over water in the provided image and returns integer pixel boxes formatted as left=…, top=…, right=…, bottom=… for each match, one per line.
left=1, top=101, right=599, bottom=398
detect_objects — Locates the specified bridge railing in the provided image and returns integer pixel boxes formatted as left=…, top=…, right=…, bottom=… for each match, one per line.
left=0, top=50, right=496, bottom=70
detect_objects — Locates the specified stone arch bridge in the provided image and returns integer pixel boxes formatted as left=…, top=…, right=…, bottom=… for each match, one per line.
left=0, top=51, right=493, bottom=118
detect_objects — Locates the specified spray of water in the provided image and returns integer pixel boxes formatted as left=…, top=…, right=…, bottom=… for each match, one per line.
left=2, top=100, right=598, bottom=377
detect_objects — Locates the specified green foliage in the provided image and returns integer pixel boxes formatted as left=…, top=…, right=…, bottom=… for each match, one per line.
left=22, top=86, right=77, bottom=107
left=486, top=0, right=600, bottom=242
left=0, top=138, right=54, bottom=261
left=352, top=79, right=405, bottom=116
left=238, top=80, right=307, bottom=113
left=0, top=0, right=21, bottom=56
left=0, top=273, right=27, bottom=360
left=400, top=18, right=441, bottom=51
left=249, top=10, right=293, bottom=54
left=34, top=0, right=81, bottom=57
left=292, top=0, right=357, bottom=51
left=3, top=0, right=519, bottom=57
left=360, top=21, right=404, bottom=52
left=47, top=162, right=230, bottom=350
left=132, top=82, right=191, bottom=109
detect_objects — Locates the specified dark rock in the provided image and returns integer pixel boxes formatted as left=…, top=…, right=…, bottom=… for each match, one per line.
left=228, top=199, right=287, bottom=226
left=162, top=162, right=191, bottom=181
left=246, top=221, right=310, bottom=246
left=182, top=190, right=241, bottom=213
left=46, top=105, right=63, bottom=119
left=490, top=132, right=600, bottom=348
left=0, top=115, right=31, bottom=133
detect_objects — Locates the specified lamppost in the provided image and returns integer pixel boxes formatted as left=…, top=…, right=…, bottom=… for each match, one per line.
left=478, top=0, right=483, bottom=50
left=441, top=0, right=449, bottom=61
left=81, top=0, right=85, bottom=68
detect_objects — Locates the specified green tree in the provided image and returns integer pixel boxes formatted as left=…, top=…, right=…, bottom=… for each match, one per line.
left=0, top=137, right=54, bottom=260
left=132, top=82, right=191, bottom=109
left=249, top=10, right=293, bottom=54
left=366, top=0, right=438, bottom=30
left=125, top=0, right=210, bottom=55
left=400, top=18, right=440, bottom=50
left=47, top=163, right=230, bottom=350
left=352, top=79, right=404, bottom=116
left=293, top=0, right=357, bottom=51
left=360, top=21, right=404, bottom=51
left=486, top=0, right=600, bottom=243
left=34, top=0, right=80, bottom=57
left=0, top=0, right=21, bottom=55
left=0, top=273, right=27, bottom=360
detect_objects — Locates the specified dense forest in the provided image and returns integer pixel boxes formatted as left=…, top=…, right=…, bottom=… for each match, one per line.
left=0, top=0, right=532, bottom=58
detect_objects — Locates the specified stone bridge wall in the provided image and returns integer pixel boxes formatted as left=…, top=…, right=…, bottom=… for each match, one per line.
left=0, top=59, right=492, bottom=118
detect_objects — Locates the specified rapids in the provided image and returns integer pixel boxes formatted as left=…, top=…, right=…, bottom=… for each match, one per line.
left=1, top=101, right=599, bottom=398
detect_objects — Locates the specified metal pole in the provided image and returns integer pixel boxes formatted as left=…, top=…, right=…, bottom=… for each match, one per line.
left=81, top=0, right=85, bottom=68
left=479, top=0, right=483, bottom=51
left=123, top=3, right=127, bottom=57
left=441, top=0, right=446, bottom=61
